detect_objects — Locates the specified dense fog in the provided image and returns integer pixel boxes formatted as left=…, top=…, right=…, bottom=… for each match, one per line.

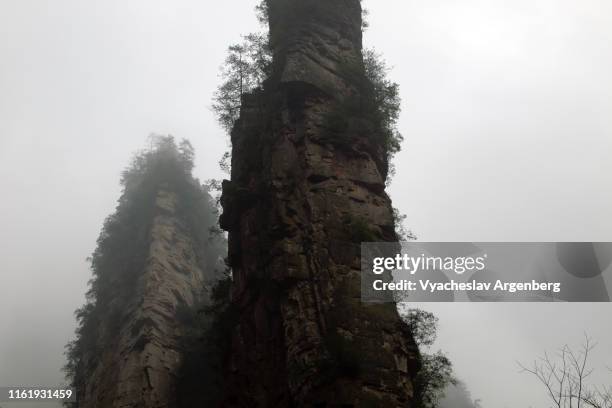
left=1, top=1, right=611, bottom=407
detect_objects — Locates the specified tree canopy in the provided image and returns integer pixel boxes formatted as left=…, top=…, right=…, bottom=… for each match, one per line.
left=400, top=307, right=458, bottom=408
left=212, top=33, right=272, bottom=132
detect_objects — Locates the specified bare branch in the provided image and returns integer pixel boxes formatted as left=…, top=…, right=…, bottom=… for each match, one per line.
left=519, top=336, right=611, bottom=408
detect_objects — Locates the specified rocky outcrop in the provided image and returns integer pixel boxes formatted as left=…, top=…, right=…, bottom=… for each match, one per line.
left=220, top=0, right=420, bottom=406
left=78, top=189, right=209, bottom=408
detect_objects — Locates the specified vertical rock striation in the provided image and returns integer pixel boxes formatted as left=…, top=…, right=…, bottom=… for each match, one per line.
left=220, top=0, right=420, bottom=406
left=78, top=189, right=211, bottom=408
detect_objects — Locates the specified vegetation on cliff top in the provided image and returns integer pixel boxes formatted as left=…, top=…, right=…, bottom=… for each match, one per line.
left=212, top=1, right=403, bottom=176
left=212, top=32, right=272, bottom=132
left=63, top=136, right=225, bottom=403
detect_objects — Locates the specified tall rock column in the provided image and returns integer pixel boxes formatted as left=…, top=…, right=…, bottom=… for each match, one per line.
left=78, top=189, right=209, bottom=408
left=220, top=0, right=420, bottom=406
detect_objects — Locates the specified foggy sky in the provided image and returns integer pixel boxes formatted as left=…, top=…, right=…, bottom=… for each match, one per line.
left=1, top=1, right=611, bottom=407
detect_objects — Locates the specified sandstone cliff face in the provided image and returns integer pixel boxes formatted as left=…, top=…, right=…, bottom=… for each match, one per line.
left=220, top=1, right=420, bottom=406
left=79, top=190, right=209, bottom=408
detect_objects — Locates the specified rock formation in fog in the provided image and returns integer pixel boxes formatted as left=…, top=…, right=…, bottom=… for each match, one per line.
left=66, top=138, right=224, bottom=408
left=68, top=2, right=421, bottom=406
left=219, top=0, right=420, bottom=405
left=78, top=192, right=205, bottom=407
left=439, top=382, right=481, bottom=408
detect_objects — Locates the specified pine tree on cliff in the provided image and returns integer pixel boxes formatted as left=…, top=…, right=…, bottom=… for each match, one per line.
left=215, top=0, right=422, bottom=406
left=64, top=136, right=225, bottom=407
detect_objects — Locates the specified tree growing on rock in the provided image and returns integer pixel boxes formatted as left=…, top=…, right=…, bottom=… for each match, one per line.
left=212, top=33, right=272, bottom=132
left=400, top=308, right=458, bottom=408
left=363, top=48, right=403, bottom=162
